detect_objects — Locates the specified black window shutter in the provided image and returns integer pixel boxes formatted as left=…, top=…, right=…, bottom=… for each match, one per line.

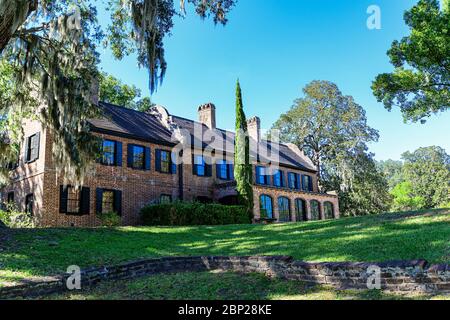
left=80, top=187, right=90, bottom=215
left=96, top=188, right=103, bottom=214
left=155, top=149, right=161, bottom=172
left=127, top=144, right=134, bottom=168
left=114, top=190, right=122, bottom=216
left=59, top=185, right=68, bottom=214
left=116, top=142, right=123, bottom=166
left=24, top=136, right=30, bottom=162
left=205, top=158, right=212, bottom=177
left=192, top=154, right=197, bottom=175
left=171, top=152, right=177, bottom=174
left=228, top=164, right=234, bottom=180
left=216, top=163, right=221, bottom=179
left=145, top=147, right=151, bottom=171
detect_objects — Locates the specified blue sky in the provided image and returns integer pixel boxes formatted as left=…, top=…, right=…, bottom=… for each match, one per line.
left=98, top=0, right=449, bottom=161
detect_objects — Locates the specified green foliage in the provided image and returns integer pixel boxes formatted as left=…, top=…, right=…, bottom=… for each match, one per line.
left=0, top=0, right=236, bottom=187
left=376, top=159, right=405, bottom=190
left=140, top=202, right=250, bottom=226
left=99, top=72, right=153, bottom=110
left=0, top=203, right=34, bottom=228
left=390, top=182, right=426, bottom=211
left=234, top=80, right=254, bottom=219
left=337, top=154, right=392, bottom=216
left=271, top=80, right=386, bottom=216
left=401, top=146, right=450, bottom=208
left=372, top=0, right=449, bottom=122
left=97, top=211, right=122, bottom=227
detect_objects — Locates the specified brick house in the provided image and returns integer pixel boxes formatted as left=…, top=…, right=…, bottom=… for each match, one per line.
left=1, top=102, right=339, bottom=227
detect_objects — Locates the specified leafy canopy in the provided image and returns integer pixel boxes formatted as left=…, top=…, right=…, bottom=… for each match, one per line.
left=401, top=146, right=450, bottom=208
left=371, top=0, right=449, bottom=122
left=99, top=72, right=153, bottom=111
left=271, top=80, right=389, bottom=216
left=0, top=0, right=236, bottom=185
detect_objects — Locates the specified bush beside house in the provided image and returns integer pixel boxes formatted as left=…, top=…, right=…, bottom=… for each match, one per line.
left=140, top=202, right=250, bottom=226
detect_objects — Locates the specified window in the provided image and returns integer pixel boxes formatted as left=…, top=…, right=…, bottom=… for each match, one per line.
left=193, top=155, right=211, bottom=177
left=25, top=133, right=40, bottom=163
left=131, top=145, right=144, bottom=169
left=60, top=186, right=90, bottom=215
left=96, top=189, right=122, bottom=216
left=324, top=202, right=334, bottom=219
left=156, top=150, right=176, bottom=174
left=278, top=197, right=291, bottom=222
left=310, top=200, right=321, bottom=220
left=259, top=195, right=273, bottom=219
left=295, top=198, right=307, bottom=222
left=273, top=170, right=284, bottom=188
left=216, top=160, right=233, bottom=180
left=7, top=192, right=14, bottom=204
left=256, top=166, right=270, bottom=185
left=25, top=194, right=34, bottom=216
left=160, top=194, right=172, bottom=204
left=302, top=175, right=314, bottom=192
left=195, top=155, right=206, bottom=176
left=102, top=191, right=115, bottom=213
left=288, top=173, right=299, bottom=190
left=128, top=145, right=147, bottom=170
left=67, top=188, right=80, bottom=214
left=101, top=140, right=117, bottom=165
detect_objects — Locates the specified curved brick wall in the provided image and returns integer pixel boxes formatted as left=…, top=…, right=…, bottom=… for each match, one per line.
left=1, top=256, right=448, bottom=299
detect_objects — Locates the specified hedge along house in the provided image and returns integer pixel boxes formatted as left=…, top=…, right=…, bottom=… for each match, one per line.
left=1, top=102, right=339, bottom=227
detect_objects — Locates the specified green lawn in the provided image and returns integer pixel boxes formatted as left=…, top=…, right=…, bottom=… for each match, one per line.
left=1, top=209, right=449, bottom=288
left=44, top=271, right=447, bottom=300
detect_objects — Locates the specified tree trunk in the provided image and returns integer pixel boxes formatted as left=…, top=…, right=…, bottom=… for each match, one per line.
left=0, top=0, right=37, bottom=53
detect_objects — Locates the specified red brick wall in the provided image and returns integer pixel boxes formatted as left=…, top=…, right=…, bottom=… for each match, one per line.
left=2, top=124, right=340, bottom=227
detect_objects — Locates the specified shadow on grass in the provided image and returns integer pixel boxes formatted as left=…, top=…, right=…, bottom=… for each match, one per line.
left=0, top=209, right=448, bottom=282
left=41, top=271, right=438, bottom=301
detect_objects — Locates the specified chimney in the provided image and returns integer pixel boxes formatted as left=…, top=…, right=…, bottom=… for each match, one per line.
left=198, top=103, right=216, bottom=129
left=247, top=116, right=261, bottom=142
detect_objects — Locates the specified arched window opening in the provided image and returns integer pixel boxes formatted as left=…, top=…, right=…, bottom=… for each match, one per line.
left=278, top=197, right=291, bottom=222
left=260, top=195, right=273, bottom=219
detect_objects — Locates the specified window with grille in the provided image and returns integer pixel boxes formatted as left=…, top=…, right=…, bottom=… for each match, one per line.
left=131, top=145, right=145, bottom=169
left=102, top=190, right=115, bottom=213
left=101, top=140, right=117, bottom=165
left=160, top=151, right=171, bottom=173
left=259, top=195, right=273, bottom=219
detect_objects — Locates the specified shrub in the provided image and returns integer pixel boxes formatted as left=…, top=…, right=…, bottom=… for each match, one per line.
left=0, top=203, right=34, bottom=228
left=97, top=211, right=121, bottom=227
left=140, top=202, right=251, bottom=226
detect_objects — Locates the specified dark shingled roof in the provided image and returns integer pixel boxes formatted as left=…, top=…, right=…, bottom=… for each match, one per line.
left=88, top=102, right=175, bottom=146
left=88, top=102, right=317, bottom=172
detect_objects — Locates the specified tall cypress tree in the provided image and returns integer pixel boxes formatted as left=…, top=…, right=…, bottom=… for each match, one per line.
left=234, top=80, right=254, bottom=221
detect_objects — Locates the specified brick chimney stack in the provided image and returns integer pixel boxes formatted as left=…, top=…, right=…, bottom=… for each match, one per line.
left=198, top=103, right=216, bottom=129
left=247, top=116, right=261, bottom=143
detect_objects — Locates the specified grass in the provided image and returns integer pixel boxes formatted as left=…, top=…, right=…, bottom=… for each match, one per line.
left=43, top=271, right=448, bottom=300
left=1, top=209, right=449, bottom=288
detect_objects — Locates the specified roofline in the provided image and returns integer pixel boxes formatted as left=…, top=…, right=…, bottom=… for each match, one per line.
left=89, top=126, right=177, bottom=148
left=94, top=101, right=317, bottom=173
